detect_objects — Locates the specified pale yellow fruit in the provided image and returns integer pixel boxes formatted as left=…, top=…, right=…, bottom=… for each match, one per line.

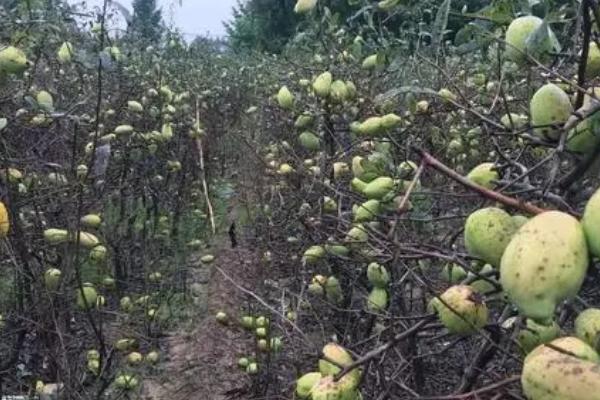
left=434, top=285, right=488, bottom=335
left=500, top=211, right=588, bottom=322
left=277, top=86, right=294, bottom=110
left=0, top=201, right=9, bottom=238
left=530, top=83, right=572, bottom=140
left=294, top=0, right=317, bottom=14
left=0, top=46, right=28, bottom=74
left=582, top=187, right=600, bottom=258
left=464, top=207, right=517, bottom=267
left=296, top=372, right=322, bottom=398
left=466, top=163, right=498, bottom=189
left=505, top=16, right=553, bottom=64
left=313, top=72, right=333, bottom=97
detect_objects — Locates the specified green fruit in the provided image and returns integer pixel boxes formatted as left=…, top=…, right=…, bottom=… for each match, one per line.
left=318, top=343, right=357, bottom=381
left=296, top=372, right=322, bottom=398
left=324, top=243, right=349, bottom=257
left=127, top=351, right=143, bottom=365
left=469, top=264, right=497, bottom=295
left=36, top=91, right=54, bottom=112
left=313, top=72, right=333, bottom=97
left=120, top=296, right=133, bottom=312
left=350, top=177, right=367, bottom=194
left=74, top=231, right=100, bottom=249
left=505, top=16, right=551, bottom=64
left=500, top=113, right=528, bottom=129
left=530, top=83, right=572, bottom=140
left=87, top=349, right=100, bottom=361
left=583, top=186, right=600, bottom=259
left=295, top=114, right=314, bottom=129
left=586, top=42, right=600, bottom=78
left=115, top=338, right=136, bottom=351
left=464, top=207, right=517, bottom=267
left=362, top=54, right=378, bottom=69
left=255, top=315, right=269, bottom=328
left=466, top=163, right=499, bottom=189
left=240, top=315, right=255, bottom=330
left=0, top=46, right=28, bottom=74
left=325, top=276, right=343, bottom=305
left=512, top=215, right=529, bottom=229
left=238, top=357, right=250, bottom=369
left=367, top=287, right=388, bottom=312
left=200, top=254, right=215, bottom=264
left=216, top=311, right=228, bottom=324
left=521, top=337, right=600, bottom=400
left=346, top=224, right=368, bottom=243
left=76, top=284, right=98, bottom=310
left=323, top=196, right=337, bottom=213
left=517, top=318, right=560, bottom=354
left=575, top=308, right=600, bottom=351
left=299, top=131, right=321, bottom=151
left=145, top=351, right=160, bottom=364
left=357, top=117, right=383, bottom=136
left=311, top=375, right=359, bottom=400
left=438, top=88, right=457, bottom=102
left=567, top=89, right=600, bottom=154
left=57, top=42, right=73, bottom=64
left=303, top=245, right=325, bottom=264
left=255, top=327, right=267, bottom=338
left=114, top=125, right=134, bottom=135
left=246, top=362, right=259, bottom=374
left=397, top=161, right=417, bottom=179
left=353, top=199, right=380, bottom=223
left=294, top=0, right=317, bottom=14
left=330, top=80, right=348, bottom=103
left=367, top=262, right=390, bottom=287
left=114, top=374, right=138, bottom=390
left=434, top=285, right=488, bottom=335
left=380, top=113, right=401, bottom=130
left=81, top=214, right=102, bottom=229
left=500, top=211, right=589, bottom=322
left=277, top=86, right=294, bottom=110
left=127, top=101, right=143, bottom=113
left=44, top=268, right=62, bottom=291
left=440, top=263, right=467, bottom=283
left=270, top=336, right=283, bottom=352
left=363, top=176, right=393, bottom=199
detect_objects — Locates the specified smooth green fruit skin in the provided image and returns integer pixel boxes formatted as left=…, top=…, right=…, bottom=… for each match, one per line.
left=299, top=131, right=321, bottom=151
left=464, top=207, right=517, bottom=267
left=363, top=177, right=393, bottom=199
left=296, top=372, right=322, bottom=398
left=583, top=188, right=600, bottom=258
left=575, top=308, right=600, bottom=351
left=517, top=319, right=560, bottom=354
left=530, top=83, right=573, bottom=140
left=567, top=89, right=600, bottom=155
left=505, top=16, right=545, bottom=64
left=500, top=211, right=589, bottom=322
left=466, top=163, right=498, bottom=189
left=522, top=337, right=600, bottom=400
left=354, top=200, right=380, bottom=223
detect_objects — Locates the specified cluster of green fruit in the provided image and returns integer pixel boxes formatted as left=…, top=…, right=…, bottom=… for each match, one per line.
left=296, top=343, right=362, bottom=400
left=216, top=311, right=284, bottom=375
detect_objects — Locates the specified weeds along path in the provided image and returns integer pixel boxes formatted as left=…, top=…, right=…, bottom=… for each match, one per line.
left=142, top=238, right=261, bottom=400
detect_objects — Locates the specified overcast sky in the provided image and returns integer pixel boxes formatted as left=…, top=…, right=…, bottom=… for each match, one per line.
left=68, top=0, right=237, bottom=38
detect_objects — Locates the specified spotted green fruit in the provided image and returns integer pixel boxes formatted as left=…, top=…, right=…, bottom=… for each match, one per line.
left=521, top=337, right=600, bottom=400
left=466, top=163, right=498, bottom=189
left=530, top=83, right=572, bottom=140
left=311, top=375, right=360, bottom=400
left=434, top=285, right=488, bottom=335
left=575, top=308, right=600, bottom=351
left=296, top=372, right=322, bottom=398
left=464, top=207, right=517, bottom=267
left=517, top=319, right=560, bottom=354
left=500, top=211, right=589, bottom=322
left=583, top=187, right=600, bottom=258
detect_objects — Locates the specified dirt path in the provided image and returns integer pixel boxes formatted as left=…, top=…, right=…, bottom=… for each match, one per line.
left=141, top=242, right=260, bottom=400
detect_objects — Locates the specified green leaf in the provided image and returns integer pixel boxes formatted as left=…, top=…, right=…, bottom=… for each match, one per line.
left=463, top=0, right=515, bottom=25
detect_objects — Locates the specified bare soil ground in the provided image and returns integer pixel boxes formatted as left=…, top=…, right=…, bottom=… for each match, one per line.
left=142, top=243, right=260, bottom=400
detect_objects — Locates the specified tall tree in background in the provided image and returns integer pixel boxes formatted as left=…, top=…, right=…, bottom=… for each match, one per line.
left=130, top=0, right=163, bottom=43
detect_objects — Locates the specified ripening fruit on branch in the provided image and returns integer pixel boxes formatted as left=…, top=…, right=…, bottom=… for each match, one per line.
left=127, top=351, right=143, bottom=366
left=575, top=308, right=600, bottom=351
left=505, top=16, right=555, bottom=64
left=437, top=88, right=457, bottom=102
left=57, top=42, right=73, bottom=64
left=302, top=245, right=325, bottom=264
left=353, top=199, right=380, bottom=223
left=367, top=262, right=390, bottom=288
left=433, top=285, right=488, bottom=334
left=567, top=88, right=600, bottom=154
left=318, top=343, right=359, bottom=384
left=310, top=375, right=360, bottom=400
left=114, top=374, right=139, bottom=390
left=500, top=211, right=589, bottom=322
left=127, top=101, right=143, bottom=113
left=294, top=0, right=317, bottom=14
left=521, top=337, right=600, bottom=400
left=0, top=201, right=9, bottom=238
left=464, top=207, right=517, bottom=267
left=362, top=176, right=394, bottom=200
left=298, top=131, right=321, bottom=151
left=0, top=46, right=28, bottom=74
left=530, top=83, right=572, bottom=140
left=466, top=163, right=499, bottom=189
left=500, top=113, right=528, bottom=129
left=367, top=287, right=388, bottom=312
left=81, top=214, right=102, bottom=229
left=361, top=54, right=378, bottom=70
